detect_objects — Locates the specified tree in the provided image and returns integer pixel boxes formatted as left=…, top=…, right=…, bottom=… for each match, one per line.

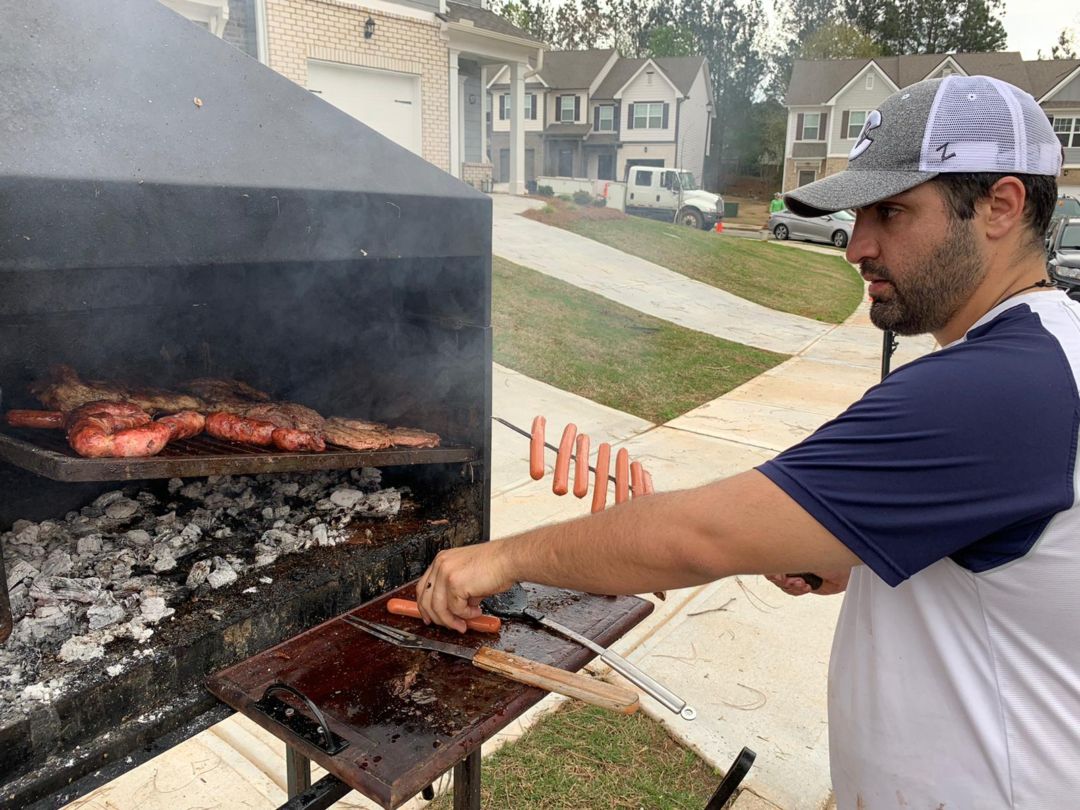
left=1038, top=28, right=1078, bottom=60
left=800, top=21, right=882, bottom=60
left=647, top=24, right=697, bottom=58
left=494, top=0, right=557, bottom=45
left=841, top=0, right=1007, bottom=55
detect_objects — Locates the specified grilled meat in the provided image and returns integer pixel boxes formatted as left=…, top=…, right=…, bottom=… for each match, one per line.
left=232, top=402, right=326, bottom=435
left=32, top=365, right=205, bottom=414
left=205, top=412, right=277, bottom=446
left=183, top=378, right=272, bottom=405
left=157, top=411, right=206, bottom=441
left=388, top=426, right=441, bottom=449
left=5, top=410, right=65, bottom=429
left=271, top=427, right=326, bottom=453
left=65, top=400, right=170, bottom=458
left=323, top=418, right=394, bottom=451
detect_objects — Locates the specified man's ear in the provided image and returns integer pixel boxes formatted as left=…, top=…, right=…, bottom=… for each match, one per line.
left=982, top=176, right=1027, bottom=241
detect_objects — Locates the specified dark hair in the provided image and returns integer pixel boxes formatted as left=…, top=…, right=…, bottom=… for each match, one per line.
left=931, top=173, right=1058, bottom=252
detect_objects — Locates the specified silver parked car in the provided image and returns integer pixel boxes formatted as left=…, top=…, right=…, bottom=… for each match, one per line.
left=769, top=207, right=855, bottom=248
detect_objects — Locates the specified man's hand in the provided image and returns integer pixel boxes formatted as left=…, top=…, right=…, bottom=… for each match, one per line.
left=415, top=542, right=517, bottom=633
left=764, top=569, right=851, bottom=596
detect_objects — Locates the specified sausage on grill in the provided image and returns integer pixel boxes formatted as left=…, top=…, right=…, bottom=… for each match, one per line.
left=65, top=400, right=168, bottom=458
left=591, top=442, right=611, bottom=513
left=271, top=427, right=326, bottom=453
left=205, top=411, right=276, bottom=446
left=156, top=411, right=206, bottom=441
left=5, top=410, right=65, bottom=429
left=529, top=415, right=546, bottom=480
left=614, top=448, right=630, bottom=504
left=552, top=423, right=577, bottom=496
left=573, top=433, right=591, bottom=498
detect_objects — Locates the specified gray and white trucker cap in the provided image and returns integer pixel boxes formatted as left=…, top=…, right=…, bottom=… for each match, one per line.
left=784, top=75, right=1062, bottom=218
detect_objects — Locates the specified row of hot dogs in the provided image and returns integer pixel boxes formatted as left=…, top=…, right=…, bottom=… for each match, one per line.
left=529, top=415, right=656, bottom=510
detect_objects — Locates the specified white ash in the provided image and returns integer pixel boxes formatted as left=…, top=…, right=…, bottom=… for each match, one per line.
left=1, top=467, right=398, bottom=710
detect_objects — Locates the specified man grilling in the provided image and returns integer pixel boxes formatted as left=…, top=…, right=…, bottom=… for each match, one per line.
left=416, top=76, right=1080, bottom=808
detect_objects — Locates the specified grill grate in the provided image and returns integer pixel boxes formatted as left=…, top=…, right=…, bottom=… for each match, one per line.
left=0, top=428, right=475, bottom=482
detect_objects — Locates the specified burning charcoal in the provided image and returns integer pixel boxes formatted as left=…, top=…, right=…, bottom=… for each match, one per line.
left=80, top=504, right=104, bottom=519
left=242, top=587, right=257, bottom=594
left=87, top=593, right=126, bottom=630
left=6, top=559, right=39, bottom=590
left=275, top=481, right=300, bottom=497
left=31, top=576, right=103, bottom=604
left=95, top=550, right=136, bottom=582
left=105, top=498, right=139, bottom=521
left=186, top=559, right=212, bottom=588
left=188, top=508, right=217, bottom=531
left=59, top=635, right=107, bottom=663
left=168, top=477, right=183, bottom=494
left=39, top=550, right=74, bottom=578
left=212, top=526, right=233, bottom=539
left=253, top=549, right=277, bottom=568
left=139, top=596, right=174, bottom=623
left=311, top=523, right=331, bottom=547
left=179, top=481, right=205, bottom=500
left=12, top=519, right=41, bottom=544
left=260, top=529, right=299, bottom=554
left=274, top=505, right=290, bottom=519
left=148, top=544, right=177, bottom=573
left=124, top=618, right=154, bottom=643
left=8, top=583, right=32, bottom=623
left=157, top=511, right=177, bottom=526
left=136, top=491, right=159, bottom=507
left=259, top=576, right=272, bottom=584
left=77, top=535, right=103, bottom=555
left=176, top=523, right=202, bottom=550
left=93, top=491, right=126, bottom=510
left=124, top=529, right=152, bottom=546
left=206, top=557, right=237, bottom=589
left=329, top=488, right=365, bottom=509
left=15, top=604, right=75, bottom=642
left=68, top=516, right=102, bottom=538
left=261, top=507, right=275, bottom=521
left=355, top=489, right=401, bottom=518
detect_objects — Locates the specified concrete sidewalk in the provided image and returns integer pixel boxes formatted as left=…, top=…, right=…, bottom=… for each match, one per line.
left=491, top=195, right=833, bottom=355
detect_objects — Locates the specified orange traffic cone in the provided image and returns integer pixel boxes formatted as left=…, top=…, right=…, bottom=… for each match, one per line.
left=715, top=221, right=724, bottom=233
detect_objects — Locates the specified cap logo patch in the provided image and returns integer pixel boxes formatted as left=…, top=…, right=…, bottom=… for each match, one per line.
left=849, top=109, right=882, bottom=161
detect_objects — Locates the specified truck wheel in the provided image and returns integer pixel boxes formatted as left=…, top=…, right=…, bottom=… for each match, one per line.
left=831, top=230, right=848, bottom=248
left=773, top=224, right=789, bottom=240
left=678, top=208, right=704, bottom=229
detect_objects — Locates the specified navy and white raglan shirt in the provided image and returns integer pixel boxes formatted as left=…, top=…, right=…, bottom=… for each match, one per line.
left=758, top=290, right=1080, bottom=809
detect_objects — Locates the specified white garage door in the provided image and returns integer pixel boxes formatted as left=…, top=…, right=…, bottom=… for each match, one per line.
left=307, top=61, right=421, bottom=156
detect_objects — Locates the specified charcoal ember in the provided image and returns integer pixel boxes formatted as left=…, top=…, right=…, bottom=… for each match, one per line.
left=274, top=505, right=291, bottom=519
left=6, top=559, right=39, bottom=590
left=8, top=583, right=32, bottom=622
left=39, top=549, right=74, bottom=578
left=351, top=467, right=382, bottom=490
left=12, top=519, right=41, bottom=544
left=148, top=544, right=177, bottom=573
left=253, top=547, right=278, bottom=568
left=136, top=491, right=160, bottom=508
left=188, top=508, right=217, bottom=531
left=30, top=576, right=102, bottom=604
left=212, top=526, right=233, bottom=540
left=179, top=481, right=205, bottom=500
left=93, top=491, right=126, bottom=510
left=203, top=492, right=233, bottom=509
left=14, top=604, right=75, bottom=642
left=68, top=516, right=102, bottom=538
left=157, top=511, right=177, bottom=527
left=354, top=489, right=401, bottom=518
left=185, top=559, right=211, bottom=588
left=114, top=576, right=157, bottom=597
left=206, top=557, right=237, bottom=589
left=77, top=534, right=103, bottom=555
left=95, top=550, right=136, bottom=582
left=80, top=504, right=104, bottom=519
left=168, top=477, right=184, bottom=494
left=124, top=618, right=154, bottom=643
left=104, top=498, right=139, bottom=521
left=330, top=488, right=364, bottom=509
left=260, top=529, right=299, bottom=554
left=59, top=635, right=106, bottom=662
left=274, top=481, right=300, bottom=497
left=175, top=523, right=203, bottom=552
left=315, top=498, right=335, bottom=512
left=139, top=596, right=174, bottom=623
left=261, top=507, right=275, bottom=521
left=312, top=523, right=331, bottom=547
left=124, top=529, right=152, bottom=546
left=87, top=593, right=126, bottom=630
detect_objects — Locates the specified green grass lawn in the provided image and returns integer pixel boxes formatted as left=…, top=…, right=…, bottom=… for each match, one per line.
left=525, top=202, right=864, bottom=324
left=493, top=256, right=787, bottom=424
left=428, top=702, right=722, bottom=810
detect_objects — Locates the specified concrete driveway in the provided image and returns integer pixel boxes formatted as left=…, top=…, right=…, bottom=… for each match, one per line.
left=491, top=195, right=835, bottom=355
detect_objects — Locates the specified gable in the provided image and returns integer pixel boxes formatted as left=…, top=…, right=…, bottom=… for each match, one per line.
left=1047, top=69, right=1080, bottom=104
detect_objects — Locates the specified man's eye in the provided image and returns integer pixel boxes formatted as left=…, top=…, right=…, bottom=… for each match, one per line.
left=877, top=206, right=899, bottom=220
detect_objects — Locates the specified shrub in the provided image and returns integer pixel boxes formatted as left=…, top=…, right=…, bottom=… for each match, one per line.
left=591, top=196, right=607, bottom=208
left=536, top=185, right=555, bottom=197
left=572, top=189, right=593, bottom=206
left=540, top=203, right=556, bottom=214
left=557, top=193, right=574, bottom=202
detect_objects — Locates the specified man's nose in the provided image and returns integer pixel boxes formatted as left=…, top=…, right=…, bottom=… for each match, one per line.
left=845, top=217, right=876, bottom=265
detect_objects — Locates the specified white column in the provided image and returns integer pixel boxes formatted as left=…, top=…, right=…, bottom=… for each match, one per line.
left=449, top=49, right=461, bottom=178
left=479, top=65, right=489, bottom=165
left=509, top=61, right=526, bottom=195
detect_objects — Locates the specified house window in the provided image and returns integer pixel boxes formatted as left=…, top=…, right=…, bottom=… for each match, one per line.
left=800, top=112, right=822, bottom=140
left=560, top=95, right=576, bottom=122
left=633, top=102, right=664, bottom=129
left=865, top=73, right=874, bottom=90
left=501, top=94, right=536, bottom=120
left=525, top=94, right=536, bottom=120
left=941, top=68, right=954, bottom=77
left=500, top=94, right=509, bottom=120
left=847, top=111, right=867, bottom=139
left=597, top=105, right=615, bottom=131
left=1053, top=116, right=1080, bottom=148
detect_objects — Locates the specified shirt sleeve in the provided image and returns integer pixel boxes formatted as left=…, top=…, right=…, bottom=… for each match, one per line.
left=757, top=316, right=1078, bottom=586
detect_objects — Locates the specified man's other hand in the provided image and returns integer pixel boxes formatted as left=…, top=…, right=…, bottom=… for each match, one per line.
left=765, top=569, right=851, bottom=596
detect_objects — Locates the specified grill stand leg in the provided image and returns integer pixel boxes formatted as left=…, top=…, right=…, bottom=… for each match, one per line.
left=286, top=747, right=313, bottom=798
left=452, top=749, right=481, bottom=810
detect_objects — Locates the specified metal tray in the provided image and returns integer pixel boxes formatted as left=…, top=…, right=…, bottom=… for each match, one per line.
left=0, top=428, right=475, bottom=482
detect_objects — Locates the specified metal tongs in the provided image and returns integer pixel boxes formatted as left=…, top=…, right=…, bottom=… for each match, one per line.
left=483, top=584, right=697, bottom=721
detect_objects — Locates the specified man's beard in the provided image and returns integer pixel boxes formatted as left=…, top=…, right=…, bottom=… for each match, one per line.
left=864, top=218, right=986, bottom=336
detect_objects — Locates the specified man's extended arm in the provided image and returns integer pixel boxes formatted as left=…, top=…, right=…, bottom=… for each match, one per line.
left=416, top=469, right=860, bottom=632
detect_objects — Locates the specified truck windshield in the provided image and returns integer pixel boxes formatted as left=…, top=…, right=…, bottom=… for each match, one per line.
left=678, top=172, right=698, bottom=190
left=1061, top=224, right=1080, bottom=251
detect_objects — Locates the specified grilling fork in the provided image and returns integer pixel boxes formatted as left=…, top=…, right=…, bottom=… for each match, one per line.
left=341, top=615, right=639, bottom=714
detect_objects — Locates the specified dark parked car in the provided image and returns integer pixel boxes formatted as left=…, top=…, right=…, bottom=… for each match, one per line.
left=1047, top=216, right=1080, bottom=300
left=768, top=207, right=855, bottom=248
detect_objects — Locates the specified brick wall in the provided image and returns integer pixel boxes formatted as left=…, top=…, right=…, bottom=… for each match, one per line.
left=462, top=162, right=492, bottom=190
left=265, top=0, right=449, bottom=171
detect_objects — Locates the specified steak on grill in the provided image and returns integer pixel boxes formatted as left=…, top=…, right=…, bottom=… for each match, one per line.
left=232, top=402, right=326, bottom=436
left=183, top=378, right=272, bottom=405
left=31, top=365, right=205, bottom=414
left=323, top=418, right=394, bottom=451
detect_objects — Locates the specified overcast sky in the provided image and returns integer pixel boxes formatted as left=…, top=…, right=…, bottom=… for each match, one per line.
left=1001, top=0, right=1080, bottom=58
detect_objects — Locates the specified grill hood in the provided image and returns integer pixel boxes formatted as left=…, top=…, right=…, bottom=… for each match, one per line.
left=0, top=0, right=489, bottom=271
